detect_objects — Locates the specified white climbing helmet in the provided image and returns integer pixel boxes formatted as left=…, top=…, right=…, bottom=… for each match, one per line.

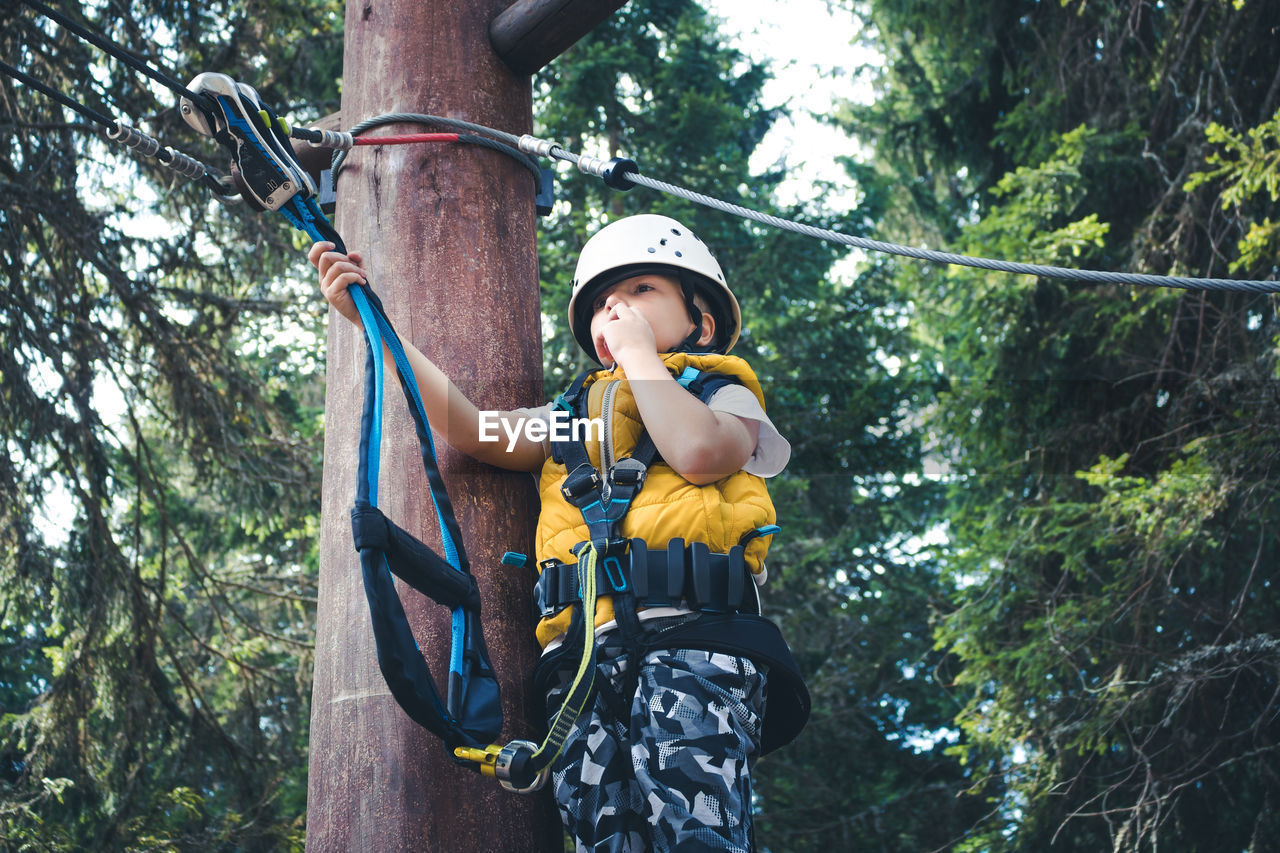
left=567, top=214, right=742, bottom=360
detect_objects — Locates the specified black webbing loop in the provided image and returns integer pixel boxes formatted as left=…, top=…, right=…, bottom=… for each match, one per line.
left=351, top=502, right=482, bottom=612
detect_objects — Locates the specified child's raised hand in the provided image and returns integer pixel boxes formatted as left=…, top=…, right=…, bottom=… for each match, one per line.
left=309, top=241, right=369, bottom=327
left=595, top=302, right=656, bottom=368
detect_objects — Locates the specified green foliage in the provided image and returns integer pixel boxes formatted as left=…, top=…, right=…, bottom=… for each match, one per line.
left=23, top=0, right=1280, bottom=850
left=847, top=0, right=1280, bottom=848
left=1186, top=112, right=1280, bottom=271
left=0, top=0, right=337, bottom=849
left=1, top=0, right=974, bottom=848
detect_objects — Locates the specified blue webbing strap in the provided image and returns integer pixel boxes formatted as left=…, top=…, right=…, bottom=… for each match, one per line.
left=367, top=301, right=482, bottom=719
left=281, top=195, right=502, bottom=750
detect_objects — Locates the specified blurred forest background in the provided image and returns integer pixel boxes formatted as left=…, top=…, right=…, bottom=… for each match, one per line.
left=2, top=0, right=1278, bottom=850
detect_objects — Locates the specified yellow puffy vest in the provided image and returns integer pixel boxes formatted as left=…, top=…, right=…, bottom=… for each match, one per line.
left=534, top=352, right=776, bottom=647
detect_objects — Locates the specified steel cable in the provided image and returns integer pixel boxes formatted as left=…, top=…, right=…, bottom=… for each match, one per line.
left=328, top=112, right=541, bottom=187
left=530, top=138, right=1280, bottom=293
left=18, top=0, right=215, bottom=112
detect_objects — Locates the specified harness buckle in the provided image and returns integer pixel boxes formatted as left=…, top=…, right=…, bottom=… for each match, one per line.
left=561, top=463, right=601, bottom=502
left=535, top=559, right=567, bottom=617
left=601, top=537, right=631, bottom=558
left=608, top=457, right=647, bottom=488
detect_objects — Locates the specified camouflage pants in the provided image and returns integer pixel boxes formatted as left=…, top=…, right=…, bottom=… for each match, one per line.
left=545, top=638, right=767, bottom=852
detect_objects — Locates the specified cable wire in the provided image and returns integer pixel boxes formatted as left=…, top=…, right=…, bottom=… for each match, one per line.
left=19, top=0, right=214, bottom=112
left=0, top=58, right=114, bottom=128
left=14, top=0, right=1276, bottom=293
left=0, top=58, right=229, bottom=194
left=527, top=137, right=1280, bottom=293
left=328, top=112, right=541, bottom=187
left=629, top=173, right=1280, bottom=292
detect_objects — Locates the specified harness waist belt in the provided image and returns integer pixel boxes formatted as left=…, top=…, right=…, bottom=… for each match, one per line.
left=536, top=538, right=755, bottom=617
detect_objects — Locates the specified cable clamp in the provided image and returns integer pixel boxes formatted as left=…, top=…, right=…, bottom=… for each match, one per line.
left=158, top=146, right=208, bottom=180
left=107, top=121, right=213, bottom=181
left=518, top=134, right=564, bottom=158
left=107, top=121, right=160, bottom=157
left=577, top=154, right=639, bottom=190
left=304, top=127, right=355, bottom=150
left=575, top=153, right=607, bottom=177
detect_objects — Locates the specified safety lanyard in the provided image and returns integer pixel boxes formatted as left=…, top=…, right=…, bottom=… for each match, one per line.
left=191, top=88, right=509, bottom=756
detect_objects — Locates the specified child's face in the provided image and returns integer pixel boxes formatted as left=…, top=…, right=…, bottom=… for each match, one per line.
left=588, top=273, right=702, bottom=362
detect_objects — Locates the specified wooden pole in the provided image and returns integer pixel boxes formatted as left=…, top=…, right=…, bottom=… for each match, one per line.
left=306, top=0, right=560, bottom=849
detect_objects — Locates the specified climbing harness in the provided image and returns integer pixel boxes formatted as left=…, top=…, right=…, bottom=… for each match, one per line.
left=458, top=355, right=812, bottom=792
left=519, top=357, right=811, bottom=766
left=7, top=0, right=1278, bottom=795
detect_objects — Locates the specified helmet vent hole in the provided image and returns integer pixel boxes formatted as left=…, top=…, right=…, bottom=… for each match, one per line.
left=671, top=228, right=681, bottom=235
left=660, top=238, right=667, bottom=245
left=675, top=251, right=683, bottom=257
left=647, top=247, right=656, bottom=253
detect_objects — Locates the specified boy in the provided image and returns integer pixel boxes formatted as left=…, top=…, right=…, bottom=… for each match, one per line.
left=311, top=214, right=803, bottom=852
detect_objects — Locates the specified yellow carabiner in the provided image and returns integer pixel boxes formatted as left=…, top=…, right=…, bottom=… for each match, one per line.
left=453, top=744, right=503, bottom=779
left=455, top=741, right=549, bottom=793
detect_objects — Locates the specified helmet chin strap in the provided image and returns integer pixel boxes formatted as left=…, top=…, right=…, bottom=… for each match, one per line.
left=675, top=313, right=715, bottom=354
left=677, top=328, right=708, bottom=352
left=674, top=277, right=716, bottom=354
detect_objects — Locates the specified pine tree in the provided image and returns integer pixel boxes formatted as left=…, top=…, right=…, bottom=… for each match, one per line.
left=0, top=1, right=341, bottom=847
left=845, top=1, right=1280, bottom=848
